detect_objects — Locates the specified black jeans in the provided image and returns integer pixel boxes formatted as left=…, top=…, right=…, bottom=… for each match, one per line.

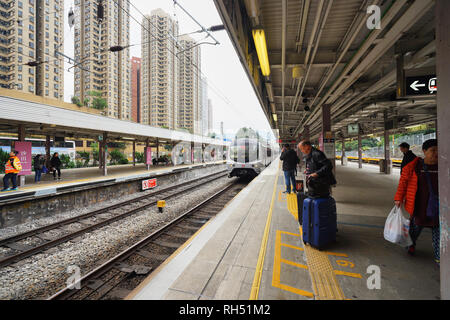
left=53, top=167, right=61, bottom=178
left=3, top=173, right=17, bottom=189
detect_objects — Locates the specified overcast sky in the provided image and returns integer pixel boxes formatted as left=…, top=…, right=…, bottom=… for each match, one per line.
left=63, top=0, right=274, bottom=140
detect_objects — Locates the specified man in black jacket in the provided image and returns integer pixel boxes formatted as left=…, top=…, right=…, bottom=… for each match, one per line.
left=298, top=140, right=336, bottom=198
left=280, top=144, right=300, bottom=194
left=399, top=142, right=416, bottom=174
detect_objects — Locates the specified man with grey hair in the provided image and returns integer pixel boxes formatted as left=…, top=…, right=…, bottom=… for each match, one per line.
left=298, top=140, right=336, bottom=198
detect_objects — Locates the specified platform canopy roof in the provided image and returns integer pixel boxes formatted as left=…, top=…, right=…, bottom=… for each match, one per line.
left=214, top=0, right=437, bottom=142
left=0, top=95, right=228, bottom=146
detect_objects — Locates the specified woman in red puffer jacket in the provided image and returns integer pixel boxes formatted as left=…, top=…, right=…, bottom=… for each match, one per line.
left=394, top=139, right=439, bottom=265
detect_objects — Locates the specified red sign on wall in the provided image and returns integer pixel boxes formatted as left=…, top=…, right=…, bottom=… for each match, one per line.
left=142, top=178, right=157, bottom=191
left=15, top=141, right=32, bottom=176
left=145, top=147, right=152, bottom=165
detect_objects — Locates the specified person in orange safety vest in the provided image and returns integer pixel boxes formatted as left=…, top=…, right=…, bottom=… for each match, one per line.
left=2, top=151, right=22, bottom=191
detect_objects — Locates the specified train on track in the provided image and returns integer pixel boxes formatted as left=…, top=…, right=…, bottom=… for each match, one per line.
left=227, top=134, right=278, bottom=178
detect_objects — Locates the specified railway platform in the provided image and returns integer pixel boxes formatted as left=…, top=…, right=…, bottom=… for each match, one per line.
left=127, top=158, right=440, bottom=300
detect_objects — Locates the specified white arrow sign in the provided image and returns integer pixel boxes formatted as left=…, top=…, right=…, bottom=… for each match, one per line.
left=410, top=80, right=426, bottom=91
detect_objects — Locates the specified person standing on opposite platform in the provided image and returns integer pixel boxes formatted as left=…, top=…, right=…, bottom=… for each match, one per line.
left=33, top=154, right=45, bottom=183
left=394, top=139, right=440, bottom=265
left=399, top=142, right=416, bottom=174
left=1, top=151, right=22, bottom=191
left=298, top=140, right=336, bottom=198
left=50, top=152, right=62, bottom=180
left=280, top=144, right=300, bottom=194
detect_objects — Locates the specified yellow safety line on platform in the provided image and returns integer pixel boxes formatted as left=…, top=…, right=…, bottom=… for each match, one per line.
left=334, top=270, right=363, bottom=279
left=272, top=230, right=314, bottom=298
left=249, top=163, right=280, bottom=300
left=281, top=243, right=304, bottom=251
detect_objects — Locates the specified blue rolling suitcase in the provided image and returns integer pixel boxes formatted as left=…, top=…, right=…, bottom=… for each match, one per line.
left=302, top=197, right=337, bottom=250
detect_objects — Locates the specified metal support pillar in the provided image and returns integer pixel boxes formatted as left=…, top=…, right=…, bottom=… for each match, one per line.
left=172, top=142, right=176, bottom=166
left=384, top=111, right=391, bottom=175
left=18, top=125, right=26, bottom=187
left=98, top=137, right=103, bottom=170
left=322, top=105, right=335, bottom=176
left=303, top=125, right=310, bottom=142
left=202, top=143, right=205, bottom=163
left=18, top=124, right=25, bottom=142
left=156, top=138, right=159, bottom=160
left=341, top=138, right=346, bottom=166
left=358, top=129, right=363, bottom=169
left=132, top=140, right=136, bottom=167
left=436, top=0, right=450, bottom=299
left=146, top=139, right=150, bottom=170
left=45, top=135, right=51, bottom=169
left=102, top=132, right=108, bottom=176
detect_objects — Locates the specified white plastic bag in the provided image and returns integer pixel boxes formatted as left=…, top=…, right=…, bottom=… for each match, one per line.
left=384, top=205, right=413, bottom=247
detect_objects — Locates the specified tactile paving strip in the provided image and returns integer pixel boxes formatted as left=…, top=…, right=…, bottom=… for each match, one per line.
left=303, top=245, right=345, bottom=300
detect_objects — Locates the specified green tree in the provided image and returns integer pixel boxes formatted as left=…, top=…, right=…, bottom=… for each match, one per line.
left=77, top=150, right=90, bottom=167
left=71, top=96, right=83, bottom=107
left=86, top=91, right=107, bottom=110
left=135, top=152, right=144, bottom=163
left=59, top=154, right=73, bottom=169
left=109, top=149, right=128, bottom=165
left=0, top=149, right=10, bottom=174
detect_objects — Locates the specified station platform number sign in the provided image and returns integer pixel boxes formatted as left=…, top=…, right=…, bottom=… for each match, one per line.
left=142, top=178, right=157, bottom=191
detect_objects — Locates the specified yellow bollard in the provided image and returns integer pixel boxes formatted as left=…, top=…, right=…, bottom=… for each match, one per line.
left=157, top=200, right=166, bottom=213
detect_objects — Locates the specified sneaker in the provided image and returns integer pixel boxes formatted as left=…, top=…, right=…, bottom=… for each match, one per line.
left=10, top=187, right=18, bottom=191
left=1, top=188, right=11, bottom=192
left=407, top=245, right=415, bottom=256
left=58, top=177, right=61, bottom=180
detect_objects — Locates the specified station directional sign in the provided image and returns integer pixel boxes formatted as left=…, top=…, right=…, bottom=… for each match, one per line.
left=405, top=75, right=437, bottom=96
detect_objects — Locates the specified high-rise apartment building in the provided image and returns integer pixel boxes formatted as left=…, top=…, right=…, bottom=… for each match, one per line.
left=208, top=99, right=213, bottom=134
left=201, top=77, right=208, bottom=136
left=0, top=0, right=64, bottom=99
left=141, top=9, right=178, bottom=129
left=74, top=0, right=131, bottom=120
left=178, top=35, right=201, bottom=135
left=131, top=56, right=141, bottom=123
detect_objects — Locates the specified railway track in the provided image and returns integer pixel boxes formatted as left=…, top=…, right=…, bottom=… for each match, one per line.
left=48, top=179, right=246, bottom=300
left=0, top=170, right=228, bottom=269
